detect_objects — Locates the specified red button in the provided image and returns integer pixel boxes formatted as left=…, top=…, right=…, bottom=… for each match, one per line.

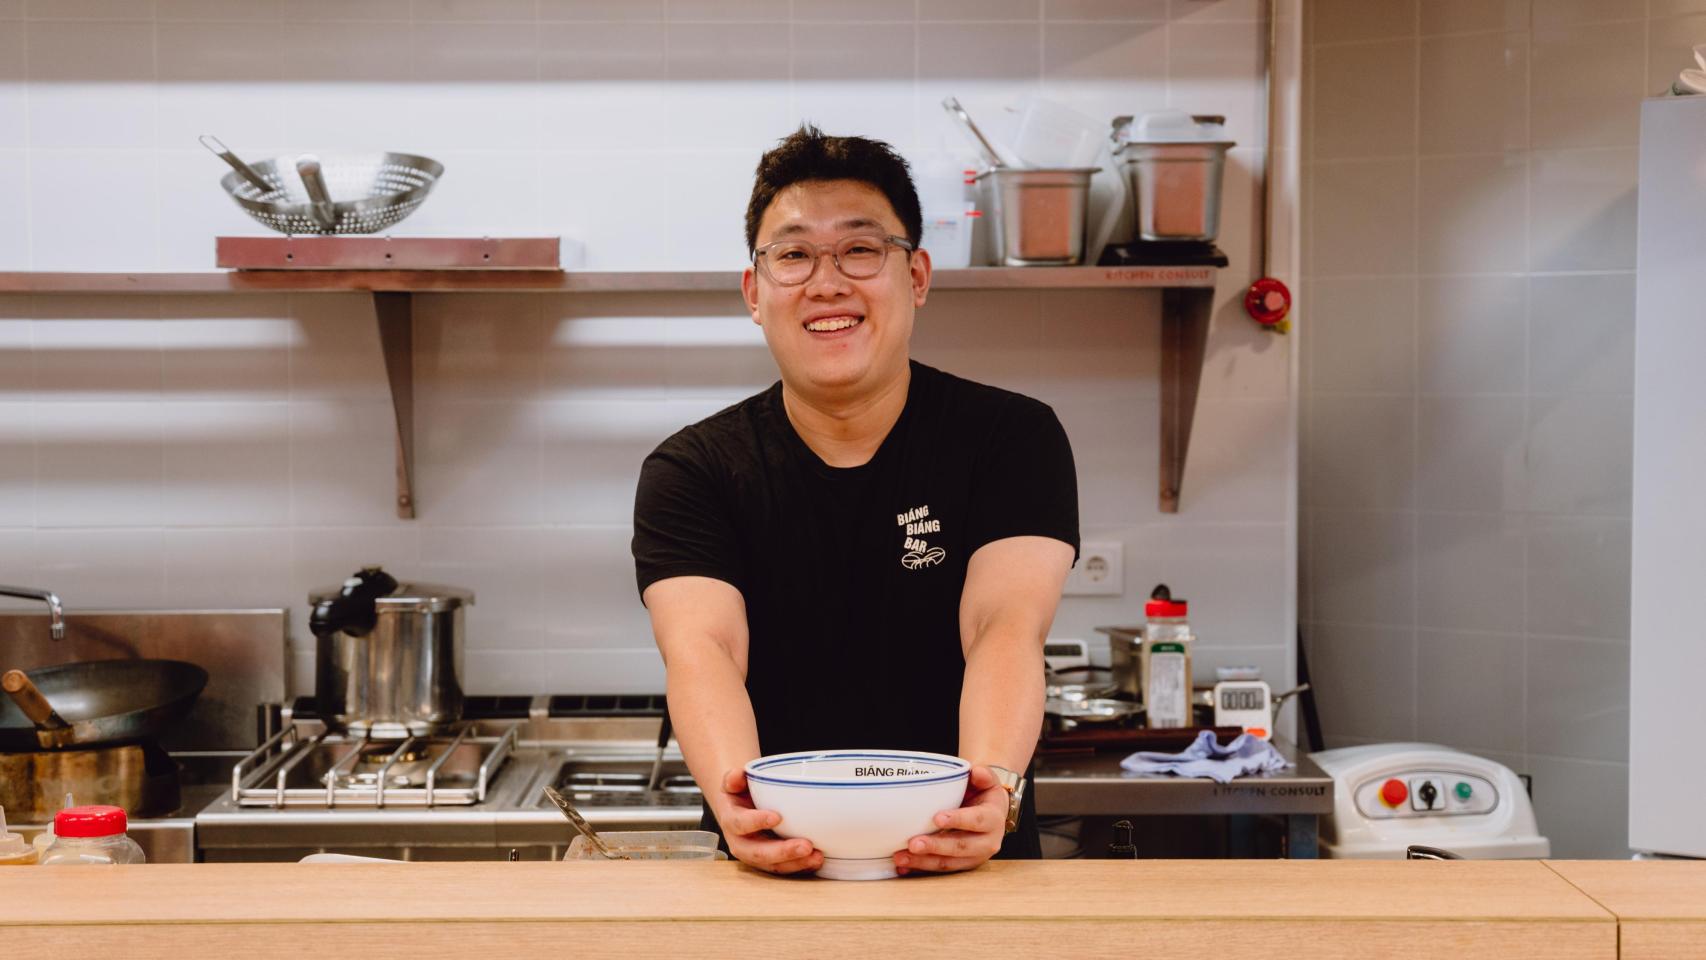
left=1379, top=778, right=1408, bottom=808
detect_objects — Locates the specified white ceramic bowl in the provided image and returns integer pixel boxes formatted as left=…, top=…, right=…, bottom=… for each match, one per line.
left=744, top=750, right=970, bottom=881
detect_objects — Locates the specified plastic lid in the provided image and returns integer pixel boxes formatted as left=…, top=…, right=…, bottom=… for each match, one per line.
left=1116, top=110, right=1233, bottom=144
left=54, top=805, right=127, bottom=838
left=1146, top=598, right=1188, bottom=618
left=0, top=805, right=29, bottom=859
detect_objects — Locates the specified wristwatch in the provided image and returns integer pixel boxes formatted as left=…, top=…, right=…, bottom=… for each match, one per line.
left=986, top=764, right=1025, bottom=834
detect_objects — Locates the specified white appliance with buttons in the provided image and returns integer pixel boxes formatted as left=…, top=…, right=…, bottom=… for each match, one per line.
left=1309, top=744, right=1550, bottom=859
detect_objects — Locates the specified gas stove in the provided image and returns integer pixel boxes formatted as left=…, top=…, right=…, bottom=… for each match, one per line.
left=193, top=695, right=705, bottom=862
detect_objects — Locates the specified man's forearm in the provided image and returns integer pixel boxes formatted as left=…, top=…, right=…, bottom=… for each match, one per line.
left=664, top=644, right=763, bottom=822
left=957, top=628, right=1044, bottom=770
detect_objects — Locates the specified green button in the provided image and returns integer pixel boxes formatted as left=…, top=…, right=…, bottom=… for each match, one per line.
left=1454, top=782, right=1473, bottom=801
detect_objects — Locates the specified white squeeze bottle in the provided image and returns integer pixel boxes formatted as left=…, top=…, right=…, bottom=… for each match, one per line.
left=32, top=791, right=73, bottom=859
left=0, top=805, right=39, bottom=866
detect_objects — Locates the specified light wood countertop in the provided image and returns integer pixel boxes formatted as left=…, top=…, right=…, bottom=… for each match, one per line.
left=1546, top=860, right=1706, bottom=960
left=0, top=860, right=1617, bottom=959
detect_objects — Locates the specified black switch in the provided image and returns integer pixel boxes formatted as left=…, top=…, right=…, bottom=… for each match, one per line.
left=1418, top=780, right=1439, bottom=810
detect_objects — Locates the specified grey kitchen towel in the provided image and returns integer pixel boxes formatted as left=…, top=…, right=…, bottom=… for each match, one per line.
left=1118, top=730, right=1292, bottom=784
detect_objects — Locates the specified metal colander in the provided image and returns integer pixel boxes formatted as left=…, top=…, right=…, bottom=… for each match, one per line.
left=213, top=148, right=445, bottom=235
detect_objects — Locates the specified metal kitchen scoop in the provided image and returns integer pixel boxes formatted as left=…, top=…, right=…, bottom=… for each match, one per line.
left=543, top=786, right=630, bottom=861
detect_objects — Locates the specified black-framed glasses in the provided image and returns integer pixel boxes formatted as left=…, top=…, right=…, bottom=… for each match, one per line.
left=752, top=234, right=915, bottom=286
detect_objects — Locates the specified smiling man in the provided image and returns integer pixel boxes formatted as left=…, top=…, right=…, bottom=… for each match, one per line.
left=632, top=126, right=1079, bottom=876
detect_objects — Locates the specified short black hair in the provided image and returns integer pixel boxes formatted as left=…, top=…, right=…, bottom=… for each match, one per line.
left=744, top=124, right=923, bottom=256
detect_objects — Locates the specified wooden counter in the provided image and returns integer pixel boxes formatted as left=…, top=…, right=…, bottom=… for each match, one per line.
left=1547, top=860, right=1706, bottom=960
left=0, top=860, right=1616, bottom=959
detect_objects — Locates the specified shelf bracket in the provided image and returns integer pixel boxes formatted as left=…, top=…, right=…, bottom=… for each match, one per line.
left=1158, top=287, right=1214, bottom=514
left=373, top=292, right=416, bottom=519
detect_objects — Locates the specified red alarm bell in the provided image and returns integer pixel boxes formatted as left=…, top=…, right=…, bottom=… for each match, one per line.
left=1244, top=277, right=1292, bottom=333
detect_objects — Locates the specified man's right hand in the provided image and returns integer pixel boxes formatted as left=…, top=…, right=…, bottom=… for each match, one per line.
left=716, top=768, right=822, bottom=875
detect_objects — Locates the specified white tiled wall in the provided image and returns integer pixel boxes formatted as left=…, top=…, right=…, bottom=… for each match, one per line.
left=0, top=3, right=1297, bottom=723
left=1300, top=0, right=1680, bottom=859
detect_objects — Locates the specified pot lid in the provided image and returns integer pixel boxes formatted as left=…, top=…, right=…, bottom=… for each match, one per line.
left=308, top=566, right=473, bottom=620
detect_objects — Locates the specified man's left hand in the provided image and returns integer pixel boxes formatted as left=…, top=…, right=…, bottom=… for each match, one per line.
left=893, top=764, right=1008, bottom=875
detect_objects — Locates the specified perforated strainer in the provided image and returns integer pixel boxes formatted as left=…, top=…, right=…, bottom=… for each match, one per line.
left=200, top=135, right=445, bottom=235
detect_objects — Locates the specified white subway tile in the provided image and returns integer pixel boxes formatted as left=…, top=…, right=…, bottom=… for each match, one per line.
left=794, top=23, right=917, bottom=149
left=1417, top=275, right=1525, bottom=396
left=1039, top=21, right=1169, bottom=122
left=1528, top=147, right=1638, bottom=272
left=0, top=401, right=33, bottom=526
left=1309, top=0, right=1416, bottom=43
left=1309, top=510, right=1415, bottom=626
left=1415, top=512, right=1525, bottom=633
left=32, top=528, right=166, bottom=607
left=536, top=151, right=674, bottom=270
left=1308, top=276, right=1416, bottom=395
left=1304, top=393, right=1414, bottom=509
left=159, top=147, right=274, bottom=269
left=1528, top=273, right=1634, bottom=396
left=29, top=152, right=159, bottom=271
left=538, top=525, right=656, bottom=639
left=920, top=0, right=1038, bottom=19
left=662, top=149, right=762, bottom=269
left=158, top=401, right=292, bottom=526
left=1415, top=629, right=1525, bottom=754
left=463, top=649, right=549, bottom=695
left=1526, top=635, right=1628, bottom=763
left=0, top=153, right=26, bottom=268
left=26, top=22, right=156, bottom=149
left=287, top=398, right=409, bottom=525
left=25, top=0, right=153, bottom=17
left=1169, top=21, right=1267, bottom=147
left=0, top=531, right=35, bottom=586
left=1530, top=20, right=1644, bottom=149
left=1049, top=0, right=1167, bottom=19
left=538, top=22, right=668, bottom=150
left=157, top=0, right=281, bottom=19
left=31, top=299, right=162, bottom=402
left=538, top=0, right=666, bottom=20
left=545, top=647, right=666, bottom=693
left=0, top=26, right=24, bottom=150
left=1051, top=396, right=1159, bottom=526
left=795, top=0, right=913, bottom=17
left=1527, top=514, right=1630, bottom=640
left=1305, top=621, right=1416, bottom=741
left=665, top=23, right=791, bottom=150
left=1175, top=398, right=1291, bottom=523
left=159, top=294, right=292, bottom=402
left=1308, top=158, right=1415, bottom=277
left=1419, top=31, right=1528, bottom=155
left=413, top=293, right=543, bottom=403
left=540, top=293, right=683, bottom=402
left=1169, top=0, right=1262, bottom=21
left=541, top=397, right=699, bottom=526
left=1311, top=40, right=1415, bottom=161
left=1525, top=392, right=1632, bottom=515
left=913, top=290, right=1043, bottom=396
left=276, top=0, right=408, bottom=21
left=1417, top=154, right=1527, bottom=275
left=417, top=526, right=548, bottom=649
left=1525, top=756, right=1629, bottom=858
left=414, top=399, right=544, bottom=526
left=412, top=0, right=536, bottom=20
left=162, top=528, right=293, bottom=608
left=667, top=0, right=787, bottom=20
left=1137, top=521, right=1290, bottom=645
left=1419, top=0, right=1529, bottom=35
left=1531, top=0, right=1643, bottom=26
left=288, top=294, right=389, bottom=402
left=1416, top=395, right=1527, bottom=513
left=1651, top=0, right=1706, bottom=13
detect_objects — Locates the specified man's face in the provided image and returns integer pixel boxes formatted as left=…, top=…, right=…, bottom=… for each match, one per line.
left=742, top=179, right=930, bottom=399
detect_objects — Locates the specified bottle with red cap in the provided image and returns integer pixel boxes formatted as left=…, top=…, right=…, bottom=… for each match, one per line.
left=1141, top=584, right=1195, bottom=729
left=38, top=805, right=145, bottom=865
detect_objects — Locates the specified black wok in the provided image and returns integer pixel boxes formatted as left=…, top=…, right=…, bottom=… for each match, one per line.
left=0, top=659, right=208, bottom=752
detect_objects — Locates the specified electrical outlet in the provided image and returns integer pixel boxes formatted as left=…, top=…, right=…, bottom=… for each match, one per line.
left=1064, top=541, right=1122, bottom=596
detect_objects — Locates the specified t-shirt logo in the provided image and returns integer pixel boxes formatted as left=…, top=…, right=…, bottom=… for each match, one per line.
left=896, top=504, right=946, bottom=570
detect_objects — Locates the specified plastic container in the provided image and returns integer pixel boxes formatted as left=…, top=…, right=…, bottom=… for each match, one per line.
left=1112, top=111, right=1236, bottom=241
left=1013, top=95, right=1104, bottom=169
left=1141, top=586, right=1193, bottom=729
left=38, top=805, right=145, bottom=865
left=562, top=829, right=724, bottom=861
left=0, top=806, right=38, bottom=866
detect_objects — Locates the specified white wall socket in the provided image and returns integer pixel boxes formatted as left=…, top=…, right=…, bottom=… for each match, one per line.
left=1064, top=541, right=1123, bottom=596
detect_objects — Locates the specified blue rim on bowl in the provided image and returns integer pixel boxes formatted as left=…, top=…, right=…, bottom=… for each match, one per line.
left=745, top=751, right=969, bottom=788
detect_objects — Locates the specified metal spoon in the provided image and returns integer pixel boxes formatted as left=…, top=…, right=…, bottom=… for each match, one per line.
left=198, top=135, right=277, bottom=197
left=542, top=786, right=629, bottom=861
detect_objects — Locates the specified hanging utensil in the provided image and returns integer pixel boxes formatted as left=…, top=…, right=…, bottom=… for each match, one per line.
left=542, top=786, right=630, bottom=861
left=941, top=96, right=1010, bottom=169
left=294, top=154, right=338, bottom=232
left=198, top=135, right=277, bottom=198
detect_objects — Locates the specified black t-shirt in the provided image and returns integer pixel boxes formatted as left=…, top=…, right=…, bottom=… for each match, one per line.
left=631, top=360, right=1079, bottom=855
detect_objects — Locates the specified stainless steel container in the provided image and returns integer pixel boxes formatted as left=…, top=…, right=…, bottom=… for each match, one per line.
left=1115, top=140, right=1234, bottom=241
left=976, top=167, right=1099, bottom=265
left=309, top=567, right=473, bottom=739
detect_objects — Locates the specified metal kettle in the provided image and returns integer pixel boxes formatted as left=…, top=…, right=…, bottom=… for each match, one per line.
left=308, top=566, right=473, bottom=739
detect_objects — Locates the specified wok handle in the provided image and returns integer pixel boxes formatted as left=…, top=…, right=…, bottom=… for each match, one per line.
left=2, top=669, right=70, bottom=730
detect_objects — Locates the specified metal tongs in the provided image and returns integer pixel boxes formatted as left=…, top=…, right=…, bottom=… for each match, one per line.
left=543, top=786, right=630, bottom=861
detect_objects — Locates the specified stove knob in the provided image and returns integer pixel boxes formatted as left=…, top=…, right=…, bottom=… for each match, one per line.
left=1379, top=778, right=1408, bottom=808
